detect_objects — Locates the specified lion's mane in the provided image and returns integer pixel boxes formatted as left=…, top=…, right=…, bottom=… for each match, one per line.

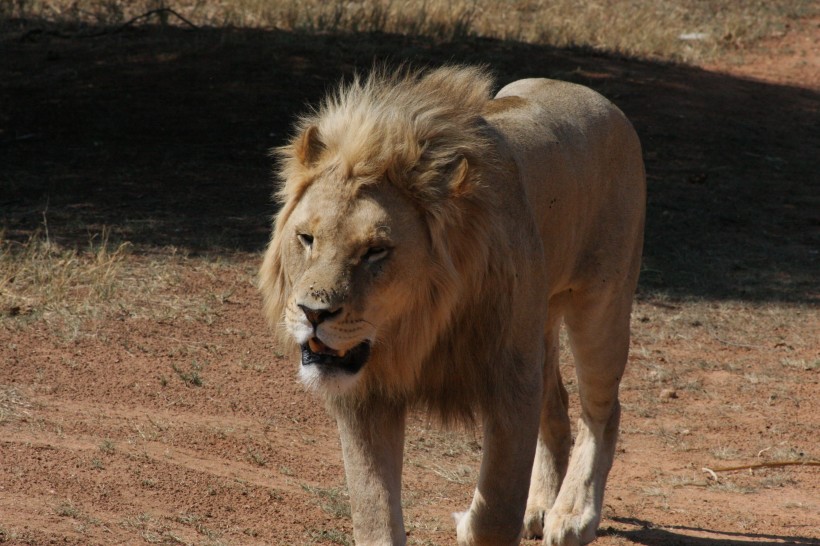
left=260, top=66, right=525, bottom=422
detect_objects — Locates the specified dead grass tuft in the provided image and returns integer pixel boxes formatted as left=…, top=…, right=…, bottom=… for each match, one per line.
left=0, top=385, right=31, bottom=424
left=301, top=484, right=351, bottom=519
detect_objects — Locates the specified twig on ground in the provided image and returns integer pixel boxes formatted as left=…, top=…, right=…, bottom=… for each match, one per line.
left=704, top=460, right=820, bottom=476
left=117, top=8, right=199, bottom=31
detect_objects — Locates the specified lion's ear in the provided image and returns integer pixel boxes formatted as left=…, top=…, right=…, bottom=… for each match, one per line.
left=449, top=156, right=471, bottom=197
left=295, top=125, right=325, bottom=167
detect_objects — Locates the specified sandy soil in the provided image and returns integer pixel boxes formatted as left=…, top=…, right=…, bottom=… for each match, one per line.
left=1, top=14, right=818, bottom=546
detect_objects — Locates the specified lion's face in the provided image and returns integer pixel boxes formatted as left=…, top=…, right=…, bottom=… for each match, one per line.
left=279, top=174, right=429, bottom=394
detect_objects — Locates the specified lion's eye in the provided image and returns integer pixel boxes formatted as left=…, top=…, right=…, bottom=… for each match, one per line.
left=362, top=246, right=389, bottom=264
left=297, top=233, right=314, bottom=248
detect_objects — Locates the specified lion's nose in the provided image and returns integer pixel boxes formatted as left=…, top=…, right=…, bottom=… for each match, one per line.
left=298, top=304, right=342, bottom=327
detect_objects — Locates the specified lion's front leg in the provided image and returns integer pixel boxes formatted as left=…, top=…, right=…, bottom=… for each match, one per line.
left=336, top=402, right=407, bottom=546
left=456, top=377, right=541, bottom=546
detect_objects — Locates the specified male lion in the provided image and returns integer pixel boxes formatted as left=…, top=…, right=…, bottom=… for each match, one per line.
left=260, top=65, right=645, bottom=546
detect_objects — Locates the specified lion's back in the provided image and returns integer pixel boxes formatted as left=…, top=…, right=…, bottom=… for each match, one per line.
left=484, top=78, right=645, bottom=294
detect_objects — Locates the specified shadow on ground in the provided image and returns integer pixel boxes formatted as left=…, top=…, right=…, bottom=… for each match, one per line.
left=1, top=21, right=817, bottom=302
left=604, top=517, right=819, bottom=546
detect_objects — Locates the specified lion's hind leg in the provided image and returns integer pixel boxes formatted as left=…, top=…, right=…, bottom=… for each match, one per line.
left=542, top=288, right=632, bottom=546
left=523, top=315, right=571, bottom=539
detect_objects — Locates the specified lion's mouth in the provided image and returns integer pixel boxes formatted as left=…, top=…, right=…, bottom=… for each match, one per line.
left=300, top=338, right=370, bottom=375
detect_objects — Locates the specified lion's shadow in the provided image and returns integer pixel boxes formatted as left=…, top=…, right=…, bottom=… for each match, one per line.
left=603, top=517, right=820, bottom=546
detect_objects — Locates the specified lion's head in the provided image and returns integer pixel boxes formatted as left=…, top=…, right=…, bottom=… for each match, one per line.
left=259, top=66, right=506, bottom=400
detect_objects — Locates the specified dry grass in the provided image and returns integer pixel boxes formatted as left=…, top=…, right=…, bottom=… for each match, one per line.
left=629, top=298, right=817, bottom=365
left=0, top=385, right=31, bottom=424
left=1, top=227, right=256, bottom=339
left=3, top=0, right=816, bottom=62
left=301, top=484, right=352, bottom=520
left=0, top=227, right=130, bottom=322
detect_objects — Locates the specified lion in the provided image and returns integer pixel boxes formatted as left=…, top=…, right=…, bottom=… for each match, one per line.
left=259, top=65, right=645, bottom=546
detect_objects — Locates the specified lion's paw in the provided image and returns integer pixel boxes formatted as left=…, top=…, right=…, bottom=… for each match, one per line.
left=542, top=509, right=598, bottom=546
left=454, top=510, right=473, bottom=545
left=522, top=508, right=545, bottom=539
left=455, top=509, right=486, bottom=546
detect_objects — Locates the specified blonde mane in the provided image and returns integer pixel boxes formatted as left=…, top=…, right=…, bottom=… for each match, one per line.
left=262, top=66, right=520, bottom=422
left=275, top=65, right=498, bottom=209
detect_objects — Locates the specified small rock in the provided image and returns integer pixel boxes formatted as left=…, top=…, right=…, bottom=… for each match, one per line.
left=679, top=32, right=709, bottom=41
left=659, top=388, right=678, bottom=400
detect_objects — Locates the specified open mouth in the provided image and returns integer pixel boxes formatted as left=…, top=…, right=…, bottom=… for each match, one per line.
left=300, top=338, right=371, bottom=375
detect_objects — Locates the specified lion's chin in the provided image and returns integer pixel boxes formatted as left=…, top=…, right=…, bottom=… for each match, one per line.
left=298, top=341, right=371, bottom=394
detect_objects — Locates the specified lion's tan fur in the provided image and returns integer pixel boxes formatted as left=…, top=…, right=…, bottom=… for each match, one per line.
left=260, top=65, right=645, bottom=546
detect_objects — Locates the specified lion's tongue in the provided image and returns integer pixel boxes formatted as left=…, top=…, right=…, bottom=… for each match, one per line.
left=308, top=337, right=344, bottom=357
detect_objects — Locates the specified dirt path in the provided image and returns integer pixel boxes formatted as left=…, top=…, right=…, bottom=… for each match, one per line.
left=1, top=258, right=817, bottom=544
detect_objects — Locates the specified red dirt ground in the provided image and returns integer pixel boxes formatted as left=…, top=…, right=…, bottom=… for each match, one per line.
left=1, top=15, right=818, bottom=546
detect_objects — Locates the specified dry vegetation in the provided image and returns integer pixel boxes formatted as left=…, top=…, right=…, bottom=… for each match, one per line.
left=0, top=231, right=255, bottom=342
left=0, top=228, right=129, bottom=321
left=3, top=0, right=817, bottom=62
